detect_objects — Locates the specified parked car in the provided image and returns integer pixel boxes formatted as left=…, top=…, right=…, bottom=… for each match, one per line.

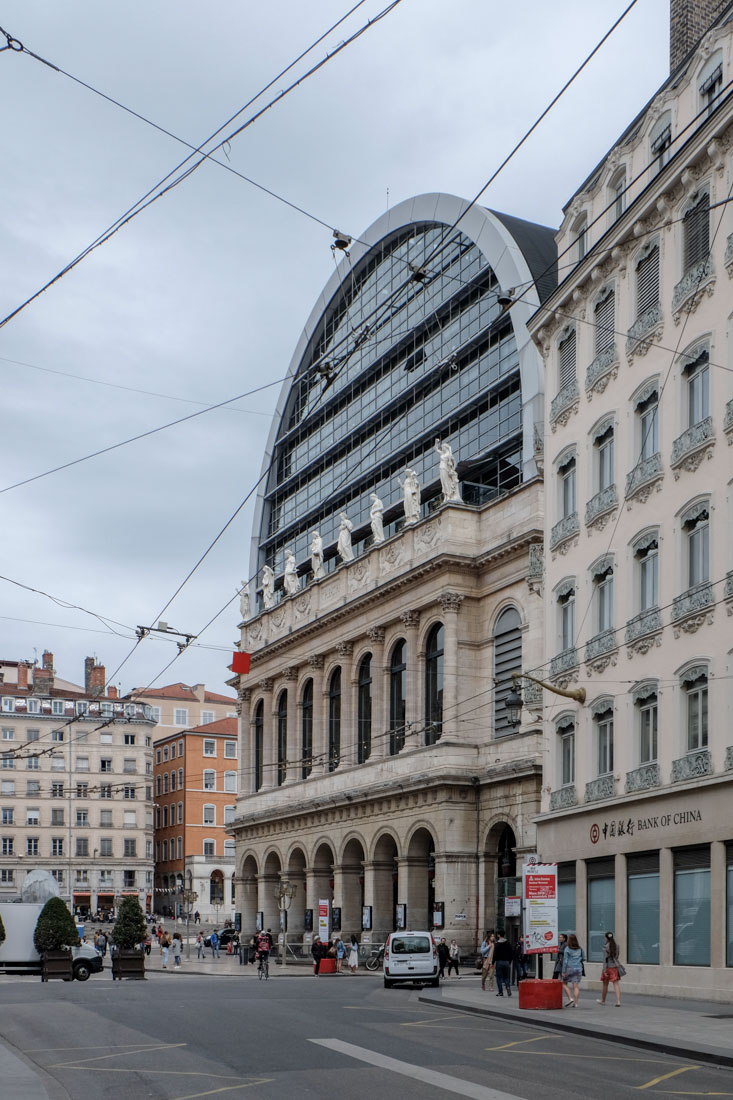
left=383, top=931, right=439, bottom=989
left=204, top=928, right=239, bottom=948
left=72, top=944, right=104, bottom=981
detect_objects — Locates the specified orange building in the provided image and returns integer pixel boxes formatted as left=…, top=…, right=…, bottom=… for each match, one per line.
left=153, top=717, right=237, bottom=922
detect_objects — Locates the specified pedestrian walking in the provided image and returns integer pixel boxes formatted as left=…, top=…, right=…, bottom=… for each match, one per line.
left=209, top=929, right=220, bottom=959
left=447, top=939, right=461, bottom=978
left=172, top=934, right=182, bottom=970
left=348, top=934, right=359, bottom=974
left=493, top=933, right=513, bottom=997
left=436, top=937, right=450, bottom=979
left=512, top=939, right=527, bottom=984
left=597, top=931, right=625, bottom=1007
left=552, top=934, right=568, bottom=979
left=561, top=933, right=586, bottom=1008
left=480, top=931, right=495, bottom=992
left=232, top=933, right=240, bottom=957
left=161, top=932, right=171, bottom=969
left=248, top=934, right=257, bottom=965
left=335, top=936, right=346, bottom=973
left=312, top=937, right=323, bottom=975
left=194, top=911, right=200, bottom=925
left=196, top=932, right=205, bottom=959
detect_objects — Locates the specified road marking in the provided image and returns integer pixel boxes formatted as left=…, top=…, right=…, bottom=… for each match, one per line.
left=48, top=1043, right=187, bottom=1067
left=309, top=1038, right=527, bottom=1099
left=25, top=1043, right=166, bottom=1051
left=168, top=1083, right=272, bottom=1100
left=486, top=1036, right=555, bottom=1050
left=402, top=1013, right=478, bottom=1026
left=637, top=1066, right=700, bottom=1089
left=501, top=1051, right=671, bottom=1063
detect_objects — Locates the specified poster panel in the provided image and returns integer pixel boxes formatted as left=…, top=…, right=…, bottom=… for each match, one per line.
left=522, top=860, right=558, bottom=954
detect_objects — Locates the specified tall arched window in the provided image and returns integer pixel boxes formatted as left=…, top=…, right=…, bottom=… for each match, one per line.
left=301, top=679, right=313, bottom=780
left=425, top=623, right=444, bottom=745
left=254, top=700, right=264, bottom=792
left=328, top=668, right=341, bottom=772
left=493, top=607, right=522, bottom=737
left=357, top=655, right=372, bottom=764
left=276, top=690, right=287, bottom=787
left=389, top=639, right=406, bottom=755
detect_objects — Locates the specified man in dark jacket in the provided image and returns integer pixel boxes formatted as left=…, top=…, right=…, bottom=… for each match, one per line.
left=312, top=937, right=324, bottom=975
left=493, top=933, right=513, bottom=997
left=436, top=937, right=450, bottom=979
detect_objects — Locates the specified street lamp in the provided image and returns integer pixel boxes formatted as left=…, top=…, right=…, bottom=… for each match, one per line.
left=505, top=671, right=586, bottom=728
left=275, top=881, right=297, bottom=969
left=179, top=888, right=198, bottom=960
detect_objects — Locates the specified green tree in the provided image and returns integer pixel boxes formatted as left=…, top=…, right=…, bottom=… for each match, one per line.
left=33, top=897, right=79, bottom=952
left=112, top=896, right=147, bottom=950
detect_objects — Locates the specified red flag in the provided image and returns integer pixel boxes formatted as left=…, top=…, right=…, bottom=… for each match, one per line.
left=232, top=651, right=251, bottom=675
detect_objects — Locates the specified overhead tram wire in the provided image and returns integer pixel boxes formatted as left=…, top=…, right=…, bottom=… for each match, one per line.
left=0, top=375, right=287, bottom=496
left=0, top=1, right=404, bottom=333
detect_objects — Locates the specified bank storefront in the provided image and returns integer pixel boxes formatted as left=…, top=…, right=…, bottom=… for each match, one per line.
left=536, top=778, right=733, bottom=1000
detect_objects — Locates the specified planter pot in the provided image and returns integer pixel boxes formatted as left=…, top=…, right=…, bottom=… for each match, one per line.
left=41, top=949, right=73, bottom=982
left=111, top=948, right=146, bottom=980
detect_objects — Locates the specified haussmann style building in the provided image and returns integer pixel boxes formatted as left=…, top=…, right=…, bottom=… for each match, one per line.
left=530, top=0, right=733, bottom=999
left=229, top=193, right=557, bottom=952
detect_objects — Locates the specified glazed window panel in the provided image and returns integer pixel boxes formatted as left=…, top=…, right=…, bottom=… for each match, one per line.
left=254, top=701, right=264, bottom=792
left=301, top=680, right=314, bottom=779
left=328, top=668, right=341, bottom=772
left=389, top=641, right=406, bottom=756
left=674, top=848, right=710, bottom=966
left=587, top=866, right=615, bottom=962
left=639, top=699, right=658, bottom=764
left=627, top=855, right=660, bottom=964
left=277, top=691, right=287, bottom=787
left=424, top=624, right=444, bottom=746
left=357, top=658, right=372, bottom=764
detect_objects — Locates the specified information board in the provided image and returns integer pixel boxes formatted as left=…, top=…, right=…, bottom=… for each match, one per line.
left=318, top=898, right=330, bottom=943
left=522, top=860, right=558, bottom=954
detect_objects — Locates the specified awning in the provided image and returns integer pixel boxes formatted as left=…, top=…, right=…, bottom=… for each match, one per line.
left=73, top=892, right=91, bottom=899
left=122, top=890, right=139, bottom=895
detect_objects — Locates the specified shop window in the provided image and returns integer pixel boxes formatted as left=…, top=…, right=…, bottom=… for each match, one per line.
left=674, top=847, right=710, bottom=966
left=627, top=852, right=660, bottom=964
left=558, top=863, right=576, bottom=936
left=587, top=858, right=615, bottom=961
left=726, top=844, right=733, bottom=967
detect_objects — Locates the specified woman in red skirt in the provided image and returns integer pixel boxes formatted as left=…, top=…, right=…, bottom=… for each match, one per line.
left=597, top=931, right=623, bottom=1006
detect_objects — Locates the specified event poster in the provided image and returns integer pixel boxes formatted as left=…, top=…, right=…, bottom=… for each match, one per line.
left=318, top=898, right=330, bottom=943
left=522, top=860, right=558, bottom=954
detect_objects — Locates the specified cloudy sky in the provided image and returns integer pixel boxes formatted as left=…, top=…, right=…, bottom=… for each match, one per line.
left=0, top=0, right=671, bottom=695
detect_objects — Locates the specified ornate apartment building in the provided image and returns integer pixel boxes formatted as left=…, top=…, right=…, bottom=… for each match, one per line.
left=531, top=1, right=733, bottom=998
left=0, top=652, right=155, bottom=915
left=130, top=682, right=236, bottom=742
left=230, top=193, right=556, bottom=950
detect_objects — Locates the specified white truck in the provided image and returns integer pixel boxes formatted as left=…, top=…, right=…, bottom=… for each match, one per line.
left=0, top=902, right=104, bottom=980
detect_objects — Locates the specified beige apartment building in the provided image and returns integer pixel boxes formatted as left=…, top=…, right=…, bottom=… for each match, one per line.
left=130, top=682, right=237, bottom=742
left=230, top=193, right=557, bottom=951
left=530, top=1, right=733, bottom=999
left=0, top=652, right=155, bottom=915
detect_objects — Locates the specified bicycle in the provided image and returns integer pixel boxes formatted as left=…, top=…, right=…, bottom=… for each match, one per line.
left=257, top=952, right=269, bottom=981
left=365, top=945, right=385, bottom=971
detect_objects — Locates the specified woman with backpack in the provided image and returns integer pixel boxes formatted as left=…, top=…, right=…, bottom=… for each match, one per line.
left=561, top=933, right=586, bottom=1008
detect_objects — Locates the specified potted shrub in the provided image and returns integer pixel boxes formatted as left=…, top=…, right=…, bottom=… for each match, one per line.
left=111, top=897, right=147, bottom=980
left=34, top=897, right=79, bottom=981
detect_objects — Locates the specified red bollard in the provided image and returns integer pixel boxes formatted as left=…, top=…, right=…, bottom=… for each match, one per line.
left=518, top=979, right=564, bottom=1010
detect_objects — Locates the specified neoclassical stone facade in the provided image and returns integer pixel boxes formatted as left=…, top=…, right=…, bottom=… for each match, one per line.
left=230, top=490, right=544, bottom=950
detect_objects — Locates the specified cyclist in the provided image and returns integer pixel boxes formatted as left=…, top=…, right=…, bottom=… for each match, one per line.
left=256, top=929, right=273, bottom=978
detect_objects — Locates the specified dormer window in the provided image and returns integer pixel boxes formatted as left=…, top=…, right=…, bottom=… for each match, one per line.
left=650, top=118, right=672, bottom=174
left=700, top=59, right=722, bottom=117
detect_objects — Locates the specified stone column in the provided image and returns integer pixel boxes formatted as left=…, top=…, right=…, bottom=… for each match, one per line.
left=434, top=852, right=477, bottom=950
left=614, top=852, right=627, bottom=961
left=400, top=611, right=420, bottom=749
left=337, top=642, right=356, bottom=768
left=710, top=840, right=726, bottom=969
left=363, top=859, right=393, bottom=943
left=309, top=655, right=327, bottom=776
left=366, top=627, right=387, bottom=759
left=333, top=862, right=362, bottom=938
left=439, top=593, right=464, bottom=739
left=259, top=680, right=275, bottom=790
left=236, top=688, right=252, bottom=795
left=258, top=871, right=279, bottom=933
left=398, top=854, right=430, bottom=931
left=658, top=847, right=673, bottom=967
left=282, top=667, right=298, bottom=784
left=574, top=858, right=587, bottom=945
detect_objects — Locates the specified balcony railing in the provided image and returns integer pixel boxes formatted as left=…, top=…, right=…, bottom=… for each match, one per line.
left=549, top=512, right=579, bottom=550
left=549, top=648, right=578, bottom=680
left=585, top=775, right=616, bottom=803
left=549, top=785, right=577, bottom=811
left=670, top=580, right=713, bottom=623
left=671, top=258, right=714, bottom=320
left=585, top=343, right=618, bottom=396
left=626, top=303, right=663, bottom=358
left=585, top=629, right=617, bottom=662
left=625, top=607, right=662, bottom=644
left=670, top=416, right=714, bottom=469
left=585, top=484, right=617, bottom=526
left=625, top=763, right=661, bottom=793
left=671, top=750, right=712, bottom=783
left=550, top=379, right=580, bottom=426
left=625, top=452, right=663, bottom=500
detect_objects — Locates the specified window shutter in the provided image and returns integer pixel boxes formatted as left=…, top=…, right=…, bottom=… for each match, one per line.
left=683, top=193, right=710, bottom=271
left=627, top=852, right=659, bottom=875
left=595, top=292, right=615, bottom=355
left=636, top=247, right=659, bottom=315
left=493, top=610, right=522, bottom=738
left=673, top=846, right=710, bottom=871
left=558, top=330, right=576, bottom=387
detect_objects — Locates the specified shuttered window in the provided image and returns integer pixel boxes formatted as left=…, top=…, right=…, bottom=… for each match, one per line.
left=595, top=291, right=615, bottom=355
left=558, top=329, right=576, bottom=387
left=493, top=607, right=522, bottom=738
left=683, top=193, right=710, bottom=272
left=636, top=246, right=659, bottom=316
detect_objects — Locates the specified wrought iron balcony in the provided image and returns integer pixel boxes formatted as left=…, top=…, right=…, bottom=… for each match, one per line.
left=550, top=379, right=580, bottom=426
left=671, top=749, right=712, bottom=783
left=549, top=785, right=577, bottom=811
left=549, top=511, right=579, bottom=550
left=626, top=303, right=663, bottom=358
left=625, top=763, right=661, bottom=793
left=625, top=607, right=662, bottom=644
left=585, top=629, right=617, bottom=662
left=585, top=344, right=618, bottom=395
left=585, top=484, right=617, bottom=526
left=671, top=258, right=714, bottom=320
left=625, top=452, right=663, bottom=500
left=670, top=580, right=713, bottom=623
left=585, top=775, right=616, bottom=803
left=670, top=416, right=714, bottom=469
left=549, top=648, right=578, bottom=680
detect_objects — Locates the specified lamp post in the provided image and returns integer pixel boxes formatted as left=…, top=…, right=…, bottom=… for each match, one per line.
left=180, top=888, right=198, bottom=960
left=504, top=671, right=585, bottom=728
left=275, top=881, right=297, bottom=969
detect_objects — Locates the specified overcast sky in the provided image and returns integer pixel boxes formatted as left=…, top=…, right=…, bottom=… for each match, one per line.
left=0, top=0, right=671, bottom=695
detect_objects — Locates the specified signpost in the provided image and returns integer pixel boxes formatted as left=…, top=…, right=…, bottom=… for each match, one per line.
left=318, top=898, right=330, bottom=944
left=522, top=860, right=558, bottom=959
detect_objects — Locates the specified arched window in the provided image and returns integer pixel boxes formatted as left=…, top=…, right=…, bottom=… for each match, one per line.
left=493, top=607, right=522, bottom=737
left=357, top=655, right=372, bottom=763
left=425, top=623, right=444, bottom=745
left=254, top=701, right=264, bottom=792
left=389, top=640, right=406, bottom=755
left=301, top=679, right=313, bottom=780
left=328, top=668, right=341, bottom=772
left=276, top=691, right=287, bottom=787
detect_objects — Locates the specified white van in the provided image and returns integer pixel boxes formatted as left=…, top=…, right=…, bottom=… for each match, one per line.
left=383, top=930, right=439, bottom=988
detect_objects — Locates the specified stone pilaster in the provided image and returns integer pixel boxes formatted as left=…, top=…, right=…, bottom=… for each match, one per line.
left=367, top=627, right=386, bottom=759
left=336, top=642, right=354, bottom=769
left=308, top=656, right=327, bottom=776
left=258, top=680, right=275, bottom=790
left=439, top=593, right=464, bottom=738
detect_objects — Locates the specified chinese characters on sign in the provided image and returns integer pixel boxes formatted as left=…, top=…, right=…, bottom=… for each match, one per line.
left=522, top=860, right=558, bottom=955
left=589, top=809, right=702, bottom=844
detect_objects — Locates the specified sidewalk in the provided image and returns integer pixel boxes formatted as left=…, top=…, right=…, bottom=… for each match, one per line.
left=417, top=980, right=733, bottom=1068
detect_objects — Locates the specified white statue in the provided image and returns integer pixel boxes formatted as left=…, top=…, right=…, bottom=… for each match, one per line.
left=238, top=581, right=250, bottom=621
left=435, top=438, right=461, bottom=502
left=398, top=468, right=420, bottom=524
left=369, top=493, right=385, bottom=544
left=337, top=512, right=354, bottom=562
left=310, top=530, right=325, bottom=579
left=283, top=549, right=299, bottom=596
left=261, top=565, right=275, bottom=609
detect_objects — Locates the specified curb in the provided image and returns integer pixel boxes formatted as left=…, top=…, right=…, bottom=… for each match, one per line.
left=417, top=991, right=733, bottom=1070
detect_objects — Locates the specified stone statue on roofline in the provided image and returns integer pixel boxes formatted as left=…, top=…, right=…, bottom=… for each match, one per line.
left=337, top=512, right=354, bottom=562
left=398, top=468, right=420, bottom=524
left=310, top=530, right=325, bottom=579
left=435, top=438, right=461, bottom=502
left=261, top=565, right=275, bottom=610
left=369, top=493, right=385, bottom=544
left=239, top=582, right=250, bottom=621
left=283, top=549, right=299, bottom=596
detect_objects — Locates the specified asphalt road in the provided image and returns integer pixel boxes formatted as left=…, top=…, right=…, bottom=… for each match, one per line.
left=1, top=970, right=730, bottom=1100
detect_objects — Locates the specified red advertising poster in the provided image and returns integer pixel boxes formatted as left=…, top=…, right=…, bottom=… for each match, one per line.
left=522, top=860, right=558, bottom=954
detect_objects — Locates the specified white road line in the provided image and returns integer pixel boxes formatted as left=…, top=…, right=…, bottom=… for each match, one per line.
left=309, top=1039, right=526, bottom=1100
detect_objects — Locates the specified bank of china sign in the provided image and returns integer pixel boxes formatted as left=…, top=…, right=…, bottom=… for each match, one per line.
left=589, top=808, right=702, bottom=844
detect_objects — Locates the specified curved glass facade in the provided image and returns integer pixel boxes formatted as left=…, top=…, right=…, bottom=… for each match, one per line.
left=255, top=208, right=551, bottom=602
